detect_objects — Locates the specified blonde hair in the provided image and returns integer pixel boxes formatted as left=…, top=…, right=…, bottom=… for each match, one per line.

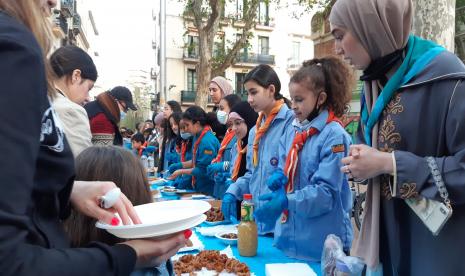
left=0, top=0, right=55, bottom=95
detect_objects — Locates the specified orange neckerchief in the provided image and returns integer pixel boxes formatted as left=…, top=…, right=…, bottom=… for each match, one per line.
left=180, top=141, right=188, bottom=162
left=231, top=139, right=247, bottom=181
left=192, top=126, right=211, bottom=187
left=137, top=141, right=148, bottom=156
left=252, top=99, right=284, bottom=167
left=281, top=110, right=342, bottom=223
left=211, top=128, right=235, bottom=163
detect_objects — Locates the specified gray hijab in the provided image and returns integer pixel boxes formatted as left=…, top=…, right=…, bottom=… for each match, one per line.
left=329, top=0, right=413, bottom=60
left=330, top=0, right=413, bottom=270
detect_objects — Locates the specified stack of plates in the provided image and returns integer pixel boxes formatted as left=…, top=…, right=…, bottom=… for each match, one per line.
left=96, top=200, right=210, bottom=239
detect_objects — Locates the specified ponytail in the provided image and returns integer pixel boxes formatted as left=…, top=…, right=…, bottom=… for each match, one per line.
left=291, top=56, right=354, bottom=117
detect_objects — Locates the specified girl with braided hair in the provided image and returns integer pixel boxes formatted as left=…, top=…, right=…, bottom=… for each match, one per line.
left=254, top=56, right=354, bottom=261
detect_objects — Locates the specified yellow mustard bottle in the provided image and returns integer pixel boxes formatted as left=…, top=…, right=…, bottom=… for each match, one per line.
left=238, top=193, right=258, bottom=257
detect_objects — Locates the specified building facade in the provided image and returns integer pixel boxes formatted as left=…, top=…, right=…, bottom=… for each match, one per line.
left=161, top=0, right=315, bottom=107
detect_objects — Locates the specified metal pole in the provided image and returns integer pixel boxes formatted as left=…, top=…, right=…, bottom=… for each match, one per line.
left=160, top=0, right=167, bottom=103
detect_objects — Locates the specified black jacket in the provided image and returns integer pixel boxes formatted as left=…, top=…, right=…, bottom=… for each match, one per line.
left=0, top=11, right=135, bottom=275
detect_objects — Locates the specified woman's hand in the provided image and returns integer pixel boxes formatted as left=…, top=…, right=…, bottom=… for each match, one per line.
left=341, top=144, right=393, bottom=180
left=123, top=230, right=192, bottom=267
left=70, top=181, right=142, bottom=225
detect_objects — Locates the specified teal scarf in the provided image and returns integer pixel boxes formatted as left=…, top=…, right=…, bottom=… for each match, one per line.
left=361, top=35, right=445, bottom=146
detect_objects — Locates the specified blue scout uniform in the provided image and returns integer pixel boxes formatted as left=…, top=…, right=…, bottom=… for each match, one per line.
left=173, top=139, right=193, bottom=189
left=226, top=104, right=294, bottom=234
left=162, top=139, right=179, bottom=174
left=274, top=109, right=353, bottom=261
left=213, top=135, right=237, bottom=199
left=191, top=130, right=220, bottom=196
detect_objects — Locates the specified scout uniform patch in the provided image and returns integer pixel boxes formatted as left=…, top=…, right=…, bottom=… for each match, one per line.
left=331, top=144, right=345, bottom=153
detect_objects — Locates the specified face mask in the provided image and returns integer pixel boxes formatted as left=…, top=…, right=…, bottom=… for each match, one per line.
left=180, top=132, right=192, bottom=140
left=120, top=110, right=127, bottom=121
left=305, top=93, right=321, bottom=123
left=216, top=110, right=228, bottom=125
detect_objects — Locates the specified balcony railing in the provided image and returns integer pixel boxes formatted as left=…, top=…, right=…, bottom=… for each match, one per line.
left=181, top=90, right=197, bottom=103
left=183, top=48, right=199, bottom=60
left=72, top=13, right=82, bottom=34
left=61, top=0, right=75, bottom=17
left=235, top=52, right=275, bottom=65
left=180, top=90, right=214, bottom=104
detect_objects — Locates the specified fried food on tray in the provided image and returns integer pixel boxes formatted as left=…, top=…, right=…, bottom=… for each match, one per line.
left=205, top=207, right=224, bottom=222
left=174, top=250, right=250, bottom=275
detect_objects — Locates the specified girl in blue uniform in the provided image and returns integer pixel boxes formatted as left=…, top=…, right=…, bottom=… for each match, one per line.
left=172, top=119, right=193, bottom=189
left=159, top=101, right=182, bottom=173
left=168, top=106, right=220, bottom=196
left=222, top=64, right=294, bottom=234
left=254, top=57, right=354, bottom=261
left=207, top=94, right=241, bottom=199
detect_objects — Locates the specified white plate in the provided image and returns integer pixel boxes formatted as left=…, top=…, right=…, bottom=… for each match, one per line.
left=96, top=200, right=211, bottom=238
left=104, top=214, right=207, bottom=239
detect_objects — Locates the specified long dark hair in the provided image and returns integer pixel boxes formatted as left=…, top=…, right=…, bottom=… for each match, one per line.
left=290, top=56, right=353, bottom=117
left=244, top=64, right=288, bottom=103
left=166, top=100, right=182, bottom=114
left=158, top=101, right=182, bottom=170
left=50, top=45, right=98, bottom=82
left=169, top=112, right=183, bottom=148
left=65, top=146, right=152, bottom=247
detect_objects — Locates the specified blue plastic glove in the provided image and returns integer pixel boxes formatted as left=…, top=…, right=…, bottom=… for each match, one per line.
left=266, top=170, right=288, bottom=191
left=221, top=193, right=237, bottom=222
left=214, top=172, right=227, bottom=185
left=254, top=187, right=288, bottom=226
left=207, top=162, right=226, bottom=178
left=168, top=162, right=183, bottom=173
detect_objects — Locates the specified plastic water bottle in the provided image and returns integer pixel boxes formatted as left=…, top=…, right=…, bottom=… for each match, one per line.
left=147, top=154, right=155, bottom=176
left=141, top=155, right=148, bottom=171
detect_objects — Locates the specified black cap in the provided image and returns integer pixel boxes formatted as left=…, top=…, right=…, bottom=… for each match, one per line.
left=109, top=86, right=137, bottom=111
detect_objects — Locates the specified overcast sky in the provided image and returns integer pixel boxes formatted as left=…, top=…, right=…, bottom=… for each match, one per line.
left=90, top=0, right=157, bottom=91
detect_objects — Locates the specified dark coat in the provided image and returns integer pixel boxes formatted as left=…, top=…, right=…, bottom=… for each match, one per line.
left=361, top=51, right=465, bottom=276
left=0, top=11, right=135, bottom=275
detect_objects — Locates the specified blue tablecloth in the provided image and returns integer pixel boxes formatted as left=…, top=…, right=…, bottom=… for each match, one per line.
left=192, top=224, right=321, bottom=276
left=151, top=182, right=322, bottom=275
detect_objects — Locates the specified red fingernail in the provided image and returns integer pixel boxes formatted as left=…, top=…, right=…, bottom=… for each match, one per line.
left=184, top=229, right=192, bottom=239
left=111, top=217, right=120, bottom=226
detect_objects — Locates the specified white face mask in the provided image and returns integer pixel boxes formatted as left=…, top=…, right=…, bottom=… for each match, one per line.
left=120, top=110, right=127, bottom=121
left=180, top=132, right=192, bottom=140
left=217, top=110, right=228, bottom=125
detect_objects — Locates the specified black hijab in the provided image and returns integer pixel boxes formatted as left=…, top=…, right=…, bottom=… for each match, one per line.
left=230, top=102, right=258, bottom=178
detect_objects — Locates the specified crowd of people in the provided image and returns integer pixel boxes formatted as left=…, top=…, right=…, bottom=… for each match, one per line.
left=1, top=0, right=465, bottom=275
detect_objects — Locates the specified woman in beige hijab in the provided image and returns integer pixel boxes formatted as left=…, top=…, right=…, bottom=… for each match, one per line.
left=330, top=0, right=465, bottom=275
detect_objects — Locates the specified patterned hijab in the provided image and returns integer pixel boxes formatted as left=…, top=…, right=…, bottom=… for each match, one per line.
left=330, top=0, right=413, bottom=269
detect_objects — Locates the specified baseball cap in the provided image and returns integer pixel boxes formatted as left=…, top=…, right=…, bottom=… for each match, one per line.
left=109, top=86, right=137, bottom=111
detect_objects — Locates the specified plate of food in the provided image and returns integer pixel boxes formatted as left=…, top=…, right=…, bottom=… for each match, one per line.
left=215, top=230, right=238, bottom=246
left=204, top=207, right=226, bottom=226
left=160, top=186, right=178, bottom=196
left=174, top=250, right=250, bottom=276
left=96, top=200, right=210, bottom=239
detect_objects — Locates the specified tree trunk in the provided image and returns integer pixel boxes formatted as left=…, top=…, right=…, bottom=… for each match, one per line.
left=195, top=31, right=214, bottom=108
left=412, top=0, right=456, bottom=51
